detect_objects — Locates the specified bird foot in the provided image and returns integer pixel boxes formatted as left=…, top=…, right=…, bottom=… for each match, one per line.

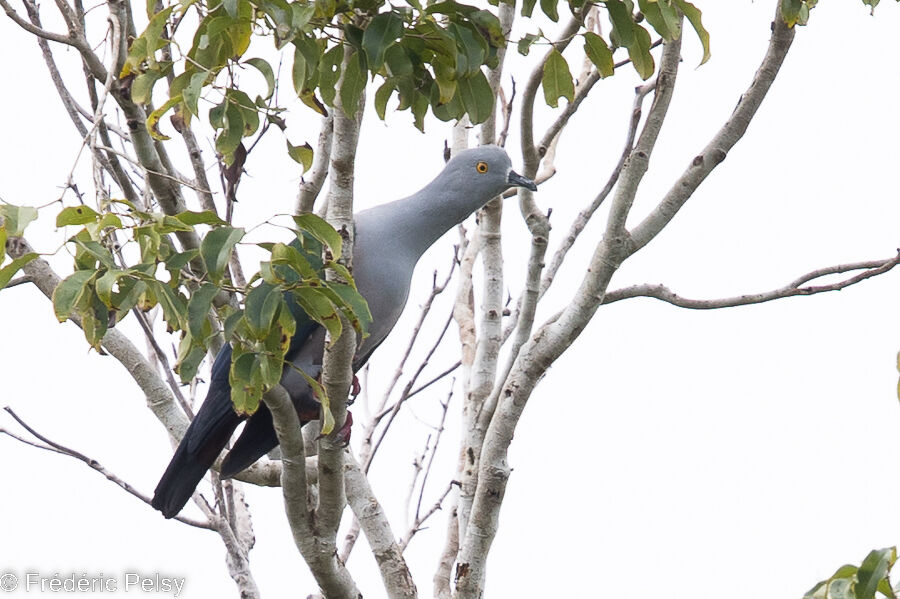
left=316, top=411, right=353, bottom=446
left=348, top=375, right=360, bottom=405
left=335, top=411, right=353, bottom=447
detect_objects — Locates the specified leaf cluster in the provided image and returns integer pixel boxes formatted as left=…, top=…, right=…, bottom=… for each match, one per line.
left=805, top=547, right=898, bottom=599
left=21, top=201, right=371, bottom=428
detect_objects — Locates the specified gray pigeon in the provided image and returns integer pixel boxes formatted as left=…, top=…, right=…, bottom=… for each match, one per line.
left=152, top=145, right=536, bottom=518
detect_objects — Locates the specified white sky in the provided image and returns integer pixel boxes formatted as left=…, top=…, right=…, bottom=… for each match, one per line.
left=2, top=2, right=900, bottom=598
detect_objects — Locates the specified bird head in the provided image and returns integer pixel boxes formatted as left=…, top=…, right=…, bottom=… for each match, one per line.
left=442, top=146, right=538, bottom=201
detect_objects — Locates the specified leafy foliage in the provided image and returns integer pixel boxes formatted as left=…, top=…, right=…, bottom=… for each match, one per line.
left=0, top=203, right=39, bottom=289
left=804, top=547, right=898, bottom=599
left=41, top=201, right=371, bottom=423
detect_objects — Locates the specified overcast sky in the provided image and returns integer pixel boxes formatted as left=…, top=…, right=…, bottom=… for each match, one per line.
left=2, top=2, right=900, bottom=598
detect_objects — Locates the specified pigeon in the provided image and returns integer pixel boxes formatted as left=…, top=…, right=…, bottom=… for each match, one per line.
left=151, top=145, right=537, bottom=518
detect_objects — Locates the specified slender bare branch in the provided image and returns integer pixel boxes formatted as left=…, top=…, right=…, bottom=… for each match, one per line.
left=415, top=387, right=453, bottom=524
left=400, top=482, right=455, bottom=552
left=536, top=77, right=656, bottom=301
left=7, top=238, right=189, bottom=441
left=1, top=407, right=211, bottom=530
left=604, top=252, right=900, bottom=309
left=630, top=13, right=797, bottom=252
left=297, top=113, right=335, bottom=214
left=0, top=0, right=79, bottom=46
left=366, top=309, right=455, bottom=471
left=537, top=38, right=664, bottom=155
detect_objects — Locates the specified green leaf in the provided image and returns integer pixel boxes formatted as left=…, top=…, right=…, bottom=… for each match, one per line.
left=286, top=140, right=314, bottom=171
left=187, top=282, right=219, bottom=338
left=861, top=0, right=880, bottom=15
left=584, top=32, right=614, bottom=77
left=339, top=51, right=366, bottom=118
left=201, top=226, right=244, bottom=283
left=120, top=5, right=175, bottom=77
left=411, top=91, right=429, bottom=132
left=627, top=24, right=655, bottom=80
left=166, top=249, right=201, bottom=274
left=291, top=2, right=316, bottom=29
left=0, top=252, right=37, bottom=290
left=326, top=281, right=372, bottom=337
left=294, top=363, right=334, bottom=434
left=244, top=282, right=282, bottom=339
left=638, top=0, right=679, bottom=40
left=95, top=268, right=126, bottom=307
left=674, top=0, right=711, bottom=64
left=374, top=81, right=394, bottom=120
left=449, top=23, right=486, bottom=77
left=95, top=213, right=123, bottom=231
left=56, top=206, right=100, bottom=227
left=457, top=69, right=494, bottom=124
left=292, top=45, right=309, bottom=95
left=606, top=0, right=635, bottom=48
left=0, top=204, right=38, bottom=236
left=857, top=547, right=896, bottom=599
left=229, top=350, right=265, bottom=414
left=0, top=227, right=7, bottom=263
left=539, top=0, right=558, bottom=21
left=542, top=48, right=574, bottom=108
left=229, top=89, right=261, bottom=137
left=780, top=0, right=802, bottom=26
left=72, top=238, right=117, bottom=269
left=216, top=102, right=245, bottom=156
left=150, top=280, right=188, bottom=331
left=292, top=214, right=342, bottom=262
left=468, top=9, right=505, bottom=47
left=181, top=72, right=207, bottom=118
left=271, top=242, right=318, bottom=279
left=82, top=292, right=109, bottom=350
left=258, top=0, right=295, bottom=46
left=52, top=270, right=95, bottom=322
left=175, top=332, right=207, bottom=382
left=518, top=32, right=540, bottom=56
left=244, top=58, right=275, bottom=100
left=292, top=287, right=342, bottom=344
left=521, top=0, right=537, bottom=17
left=385, top=44, right=413, bottom=79
left=131, top=69, right=167, bottom=105
left=173, top=210, right=227, bottom=227
left=146, top=95, right=183, bottom=141
left=319, top=45, right=344, bottom=107
left=363, top=12, right=404, bottom=72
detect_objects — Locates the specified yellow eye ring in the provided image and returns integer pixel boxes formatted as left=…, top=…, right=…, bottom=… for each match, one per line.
left=476, top=161, right=489, bottom=174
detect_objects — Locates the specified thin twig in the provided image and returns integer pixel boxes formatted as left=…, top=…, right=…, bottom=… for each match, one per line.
left=399, top=481, right=455, bottom=552
left=1, top=407, right=212, bottom=530
left=603, top=251, right=900, bottom=309
left=415, top=385, right=453, bottom=522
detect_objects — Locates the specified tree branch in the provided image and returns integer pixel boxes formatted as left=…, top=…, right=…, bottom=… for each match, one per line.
left=1, top=407, right=210, bottom=530
left=603, top=252, right=900, bottom=309
left=7, top=238, right=189, bottom=442
left=454, top=32, right=684, bottom=599
left=629, top=11, right=797, bottom=252
left=296, top=112, right=334, bottom=214
left=263, top=385, right=360, bottom=597
left=344, top=454, right=417, bottom=599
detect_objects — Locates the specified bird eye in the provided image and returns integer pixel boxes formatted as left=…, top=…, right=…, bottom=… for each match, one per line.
left=476, top=161, right=489, bottom=174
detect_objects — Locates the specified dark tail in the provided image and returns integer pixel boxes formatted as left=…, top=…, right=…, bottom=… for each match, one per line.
left=220, top=403, right=280, bottom=479
left=152, top=386, right=242, bottom=518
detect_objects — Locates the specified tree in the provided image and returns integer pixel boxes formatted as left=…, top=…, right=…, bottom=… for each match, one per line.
left=1, top=0, right=899, bottom=597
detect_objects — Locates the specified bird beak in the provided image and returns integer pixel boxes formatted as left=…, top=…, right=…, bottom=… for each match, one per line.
left=507, top=169, right=538, bottom=192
